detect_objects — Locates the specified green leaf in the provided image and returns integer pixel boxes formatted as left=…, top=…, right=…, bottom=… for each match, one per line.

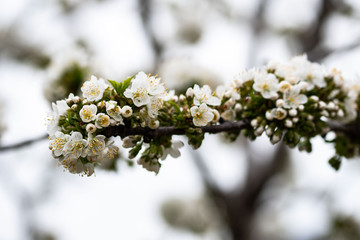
left=108, top=75, right=134, bottom=95
left=108, top=80, right=121, bottom=94
left=328, top=155, right=342, bottom=171
left=120, top=75, right=134, bottom=93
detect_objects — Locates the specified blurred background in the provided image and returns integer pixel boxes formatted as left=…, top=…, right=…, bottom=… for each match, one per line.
left=1, top=0, right=360, bottom=239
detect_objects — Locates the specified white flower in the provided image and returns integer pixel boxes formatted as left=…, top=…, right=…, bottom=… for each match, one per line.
left=138, top=157, right=160, bottom=174
left=283, top=86, right=308, bottom=109
left=233, top=69, right=255, bottom=87
left=253, top=73, right=279, bottom=99
left=193, top=84, right=221, bottom=106
left=98, top=144, right=119, bottom=168
left=79, top=104, right=97, bottom=122
left=124, top=72, right=151, bottom=107
left=60, top=155, right=83, bottom=174
left=147, top=96, right=164, bottom=118
left=63, top=132, right=88, bottom=159
left=84, top=163, right=95, bottom=176
left=86, top=135, right=106, bottom=157
left=302, top=63, right=325, bottom=90
left=279, top=81, right=291, bottom=92
left=55, top=100, right=70, bottom=115
left=81, top=75, right=107, bottom=102
left=216, top=85, right=240, bottom=101
left=121, top=105, right=133, bottom=118
left=190, top=103, right=214, bottom=126
left=270, top=108, right=287, bottom=120
left=122, top=136, right=137, bottom=148
left=161, top=140, right=184, bottom=160
left=275, top=55, right=325, bottom=90
left=95, top=113, right=110, bottom=129
left=147, top=73, right=166, bottom=95
left=49, top=131, right=69, bottom=157
left=106, top=101, right=123, bottom=122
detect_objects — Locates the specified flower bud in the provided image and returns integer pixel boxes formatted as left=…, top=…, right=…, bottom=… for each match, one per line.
left=234, top=103, right=242, bottom=112
left=289, top=109, right=297, bottom=117
left=285, top=119, right=293, bottom=128
left=251, top=119, right=258, bottom=127
left=179, top=94, right=186, bottom=102
left=212, top=109, right=220, bottom=122
left=310, top=96, right=319, bottom=102
left=327, top=102, right=335, bottom=110
left=321, top=110, right=329, bottom=117
left=271, top=129, right=282, bottom=144
left=318, top=101, right=326, bottom=109
left=255, top=126, right=264, bottom=136
left=276, top=99, right=284, bottom=108
left=121, top=105, right=133, bottom=118
left=337, top=109, right=344, bottom=118
left=71, top=104, right=78, bottom=110
left=186, top=88, right=194, bottom=97
left=149, top=119, right=160, bottom=129
left=265, top=110, right=273, bottom=121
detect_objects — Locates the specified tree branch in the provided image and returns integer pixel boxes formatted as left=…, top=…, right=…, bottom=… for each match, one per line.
left=103, top=120, right=251, bottom=139
left=0, top=134, right=48, bottom=152
left=103, top=119, right=359, bottom=143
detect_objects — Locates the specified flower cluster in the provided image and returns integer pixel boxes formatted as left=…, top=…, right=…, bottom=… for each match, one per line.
left=47, top=55, right=360, bottom=175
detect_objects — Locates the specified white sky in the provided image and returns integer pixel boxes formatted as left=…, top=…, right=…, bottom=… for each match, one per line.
left=1, top=0, right=360, bottom=239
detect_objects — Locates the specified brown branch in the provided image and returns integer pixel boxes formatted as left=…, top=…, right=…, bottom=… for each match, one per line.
left=103, top=120, right=251, bottom=139
left=0, top=134, right=48, bottom=152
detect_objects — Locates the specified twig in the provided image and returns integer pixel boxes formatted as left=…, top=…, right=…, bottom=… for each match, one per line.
left=0, top=134, right=48, bottom=152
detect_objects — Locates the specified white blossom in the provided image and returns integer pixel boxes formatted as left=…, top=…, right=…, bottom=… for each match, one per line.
left=147, top=73, right=166, bottom=95
left=253, top=73, right=279, bottom=99
left=190, top=103, right=214, bottom=126
left=98, top=144, right=119, bottom=168
left=147, top=96, right=164, bottom=118
left=124, top=72, right=151, bottom=107
left=106, top=101, right=123, bottom=122
left=86, top=135, right=106, bottom=157
left=49, top=131, right=69, bottom=157
left=81, top=75, right=107, bottom=102
left=138, top=157, right=160, bottom=174
left=63, top=132, right=88, bottom=159
left=283, top=87, right=307, bottom=109
left=161, top=140, right=184, bottom=160
left=233, top=69, right=255, bottom=87
left=270, top=108, right=287, bottom=120
left=192, top=84, right=221, bottom=106
left=79, top=104, right=97, bottom=122
left=95, top=113, right=111, bottom=129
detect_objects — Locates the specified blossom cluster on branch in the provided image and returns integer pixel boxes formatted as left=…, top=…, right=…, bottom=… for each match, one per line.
left=46, top=55, right=360, bottom=176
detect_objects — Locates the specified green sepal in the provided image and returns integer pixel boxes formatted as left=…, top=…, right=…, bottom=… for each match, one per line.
left=168, top=101, right=181, bottom=114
